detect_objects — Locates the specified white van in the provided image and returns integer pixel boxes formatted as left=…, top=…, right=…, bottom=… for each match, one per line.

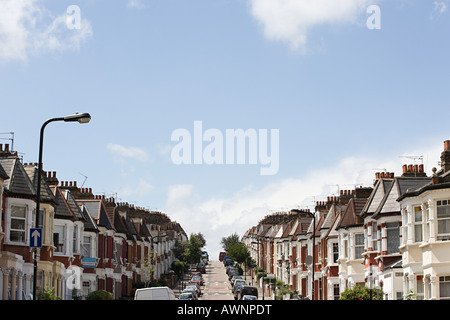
left=134, top=287, right=176, bottom=300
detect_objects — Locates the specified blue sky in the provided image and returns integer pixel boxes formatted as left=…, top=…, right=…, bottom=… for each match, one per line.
left=1, top=0, right=450, bottom=258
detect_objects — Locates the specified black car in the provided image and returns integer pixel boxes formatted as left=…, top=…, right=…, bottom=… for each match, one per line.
left=239, top=286, right=258, bottom=300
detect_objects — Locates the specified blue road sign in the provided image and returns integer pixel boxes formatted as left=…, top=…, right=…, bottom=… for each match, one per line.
left=30, top=228, right=42, bottom=248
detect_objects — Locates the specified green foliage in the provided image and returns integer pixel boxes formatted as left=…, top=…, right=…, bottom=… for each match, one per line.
left=86, top=290, right=113, bottom=300
left=183, top=233, right=203, bottom=265
left=227, top=242, right=251, bottom=266
left=38, top=286, right=61, bottom=300
left=171, top=260, right=186, bottom=278
left=221, top=233, right=241, bottom=252
left=339, top=285, right=383, bottom=300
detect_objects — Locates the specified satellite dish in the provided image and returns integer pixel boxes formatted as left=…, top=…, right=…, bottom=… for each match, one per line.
left=305, top=255, right=313, bottom=266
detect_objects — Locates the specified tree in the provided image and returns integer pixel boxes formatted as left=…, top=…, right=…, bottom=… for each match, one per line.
left=221, top=233, right=240, bottom=252
left=339, top=285, right=384, bottom=300
left=227, top=242, right=250, bottom=266
left=184, top=233, right=203, bottom=267
left=194, top=232, right=207, bottom=248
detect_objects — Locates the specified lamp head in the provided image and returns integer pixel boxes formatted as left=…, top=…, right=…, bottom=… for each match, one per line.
left=63, top=112, right=91, bottom=124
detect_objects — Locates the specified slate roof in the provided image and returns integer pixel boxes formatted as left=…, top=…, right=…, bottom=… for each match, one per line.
left=76, top=199, right=114, bottom=230
left=361, top=178, right=394, bottom=218
left=372, top=177, right=431, bottom=219
left=0, top=163, right=9, bottom=180
left=52, top=187, right=86, bottom=221
left=24, top=165, right=56, bottom=204
left=0, top=157, right=35, bottom=198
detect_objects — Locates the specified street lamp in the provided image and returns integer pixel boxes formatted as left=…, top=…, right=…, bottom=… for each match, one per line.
left=33, top=112, right=91, bottom=300
left=307, top=212, right=316, bottom=301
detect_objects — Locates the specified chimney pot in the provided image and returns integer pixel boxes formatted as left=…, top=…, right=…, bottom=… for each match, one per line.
left=408, top=164, right=413, bottom=172
left=419, top=164, right=424, bottom=173
left=403, top=164, right=407, bottom=173
left=444, top=140, right=450, bottom=151
left=5, top=144, right=9, bottom=152
left=376, top=172, right=380, bottom=179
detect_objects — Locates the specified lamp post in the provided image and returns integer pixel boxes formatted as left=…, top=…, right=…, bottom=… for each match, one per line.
left=305, top=211, right=316, bottom=301
left=33, top=112, right=91, bottom=300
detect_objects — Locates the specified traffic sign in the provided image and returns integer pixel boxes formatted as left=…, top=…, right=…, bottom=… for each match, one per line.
left=30, top=228, right=42, bottom=248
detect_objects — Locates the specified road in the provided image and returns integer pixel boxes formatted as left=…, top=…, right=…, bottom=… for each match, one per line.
left=200, top=260, right=234, bottom=300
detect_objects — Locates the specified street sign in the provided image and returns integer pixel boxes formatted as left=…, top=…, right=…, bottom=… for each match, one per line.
left=82, top=257, right=96, bottom=268
left=30, top=228, right=42, bottom=248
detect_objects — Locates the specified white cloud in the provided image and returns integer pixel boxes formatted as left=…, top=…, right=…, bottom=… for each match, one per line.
left=118, top=179, right=155, bottom=198
left=0, top=0, right=92, bottom=62
left=163, top=139, right=444, bottom=259
left=127, top=0, right=147, bottom=9
left=247, top=0, right=377, bottom=50
left=107, top=143, right=150, bottom=163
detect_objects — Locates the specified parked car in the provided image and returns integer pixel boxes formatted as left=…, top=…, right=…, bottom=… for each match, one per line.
left=228, top=271, right=240, bottom=281
left=182, top=288, right=199, bottom=300
left=196, top=263, right=206, bottom=274
left=219, top=252, right=227, bottom=261
left=186, top=283, right=201, bottom=297
left=178, top=291, right=197, bottom=300
left=191, top=273, right=204, bottom=285
left=238, top=286, right=258, bottom=300
left=224, top=257, right=234, bottom=266
left=134, top=287, right=176, bottom=300
left=232, top=279, right=246, bottom=289
left=226, top=266, right=236, bottom=275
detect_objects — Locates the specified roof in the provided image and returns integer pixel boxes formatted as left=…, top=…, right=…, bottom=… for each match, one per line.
left=24, top=165, right=56, bottom=204
left=372, top=177, right=431, bottom=219
left=0, top=163, right=9, bottom=180
left=76, top=199, right=115, bottom=230
left=52, top=187, right=85, bottom=221
left=0, top=157, right=35, bottom=198
left=361, top=178, right=393, bottom=217
left=337, top=197, right=367, bottom=229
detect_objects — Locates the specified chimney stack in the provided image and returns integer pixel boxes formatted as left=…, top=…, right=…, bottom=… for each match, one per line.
left=441, top=140, right=450, bottom=173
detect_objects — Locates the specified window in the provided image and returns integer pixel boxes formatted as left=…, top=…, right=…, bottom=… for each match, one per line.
left=424, top=203, right=430, bottom=241
left=83, top=236, right=92, bottom=257
left=10, top=206, right=26, bottom=243
left=73, top=225, right=78, bottom=253
left=437, top=200, right=450, bottom=240
left=354, top=234, right=364, bottom=259
left=54, top=225, right=65, bottom=253
left=439, top=276, right=450, bottom=300
left=386, top=222, right=400, bottom=254
left=372, top=222, right=378, bottom=251
left=416, top=276, right=424, bottom=300
left=332, top=242, right=339, bottom=263
left=414, top=206, right=423, bottom=242
left=333, top=284, right=340, bottom=300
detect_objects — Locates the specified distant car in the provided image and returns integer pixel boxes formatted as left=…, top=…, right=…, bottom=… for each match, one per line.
left=196, top=263, right=206, bottom=274
left=186, top=283, right=201, bottom=297
left=219, top=252, right=227, bottom=261
left=242, top=295, right=257, bottom=300
left=191, top=273, right=204, bottom=285
left=178, top=291, right=197, bottom=300
left=183, top=286, right=199, bottom=299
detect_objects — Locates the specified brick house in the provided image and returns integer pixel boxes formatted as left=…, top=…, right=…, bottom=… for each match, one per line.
left=397, top=140, right=450, bottom=300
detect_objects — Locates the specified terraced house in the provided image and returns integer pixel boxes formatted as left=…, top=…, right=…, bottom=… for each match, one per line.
left=244, top=139, right=450, bottom=300
left=0, top=144, right=187, bottom=300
